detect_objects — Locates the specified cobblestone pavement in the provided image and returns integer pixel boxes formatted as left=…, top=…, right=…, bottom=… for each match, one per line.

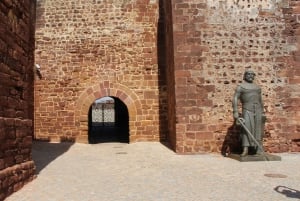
left=5, top=141, right=300, bottom=201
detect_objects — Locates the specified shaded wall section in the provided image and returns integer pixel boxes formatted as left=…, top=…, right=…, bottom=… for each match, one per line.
left=0, top=0, right=36, bottom=200
left=171, top=0, right=300, bottom=153
left=161, top=0, right=176, bottom=150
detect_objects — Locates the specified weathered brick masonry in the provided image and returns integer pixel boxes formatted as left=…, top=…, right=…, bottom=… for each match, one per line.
left=282, top=0, right=300, bottom=152
left=0, top=0, right=36, bottom=200
left=170, top=0, right=300, bottom=153
left=34, top=0, right=299, bottom=153
left=1, top=0, right=298, bottom=199
left=34, top=0, right=166, bottom=143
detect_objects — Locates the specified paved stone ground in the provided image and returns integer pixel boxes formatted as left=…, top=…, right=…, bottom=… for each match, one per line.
left=5, top=141, right=300, bottom=201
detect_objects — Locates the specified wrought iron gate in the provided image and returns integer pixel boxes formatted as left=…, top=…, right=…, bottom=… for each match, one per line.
left=91, top=98, right=115, bottom=126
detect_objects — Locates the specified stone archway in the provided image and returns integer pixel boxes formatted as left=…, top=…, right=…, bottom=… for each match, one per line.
left=88, top=96, right=129, bottom=143
left=75, top=82, right=141, bottom=143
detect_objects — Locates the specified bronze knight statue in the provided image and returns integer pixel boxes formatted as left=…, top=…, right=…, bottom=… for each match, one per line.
left=232, top=70, right=266, bottom=156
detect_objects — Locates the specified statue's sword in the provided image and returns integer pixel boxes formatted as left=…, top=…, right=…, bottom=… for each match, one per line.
left=237, top=117, right=269, bottom=161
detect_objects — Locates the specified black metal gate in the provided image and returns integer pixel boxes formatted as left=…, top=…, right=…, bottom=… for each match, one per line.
left=88, top=97, right=129, bottom=143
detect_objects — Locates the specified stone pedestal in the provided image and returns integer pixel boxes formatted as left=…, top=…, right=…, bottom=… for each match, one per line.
left=228, top=153, right=281, bottom=162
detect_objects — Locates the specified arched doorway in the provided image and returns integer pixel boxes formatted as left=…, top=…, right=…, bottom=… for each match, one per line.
left=88, top=96, right=129, bottom=143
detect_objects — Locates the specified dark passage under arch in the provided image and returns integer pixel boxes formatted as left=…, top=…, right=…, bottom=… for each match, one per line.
left=88, top=96, right=129, bottom=143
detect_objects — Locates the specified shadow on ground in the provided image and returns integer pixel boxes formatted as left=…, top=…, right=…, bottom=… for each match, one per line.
left=221, top=124, right=241, bottom=156
left=32, top=141, right=74, bottom=174
left=274, top=186, right=300, bottom=199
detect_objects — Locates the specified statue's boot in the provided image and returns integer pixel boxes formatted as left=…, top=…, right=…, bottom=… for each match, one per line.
left=255, top=145, right=263, bottom=155
left=240, top=146, right=248, bottom=157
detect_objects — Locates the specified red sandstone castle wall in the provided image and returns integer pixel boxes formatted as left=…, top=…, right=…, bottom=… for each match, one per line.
left=34, top=0, right=299, bottom=153
left=282, top=1, right=300, bottom=152
left=0, top=0, right=36, bottom=199
left=171, top=0, right=300, bottom=153
left=34, top=0, right=164, bottom=142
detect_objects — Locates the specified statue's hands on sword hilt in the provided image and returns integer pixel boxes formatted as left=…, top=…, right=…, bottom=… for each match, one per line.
left=237, top=117, right=245, bottom=125
left=233, top=111, right=240, bottom=125
left=235, top=117, right=246, bottom=126
left=234, top=113, right=244, bottom=125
